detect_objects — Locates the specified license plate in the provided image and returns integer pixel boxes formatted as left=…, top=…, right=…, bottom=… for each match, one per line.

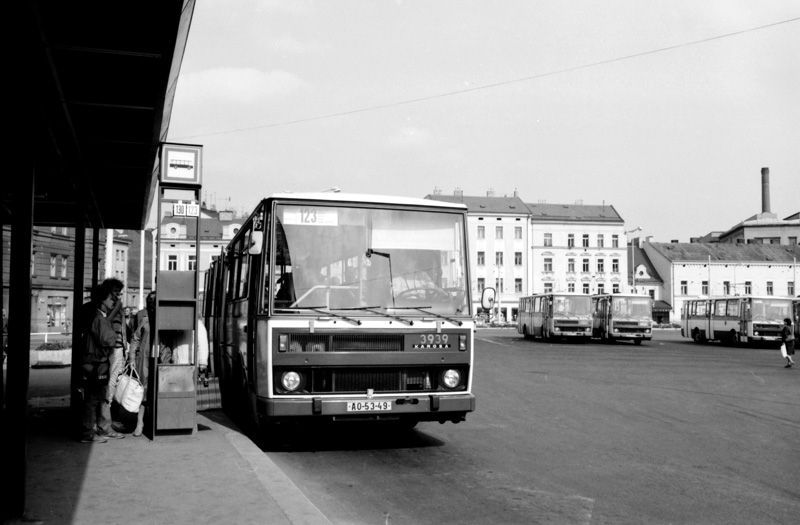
left=346, top=400, right=392, bottom=412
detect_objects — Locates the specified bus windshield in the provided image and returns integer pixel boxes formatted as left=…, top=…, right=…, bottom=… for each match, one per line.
left=552, top=295, right=592, bottom=317
left=271, top=203, right=469, bottom=315
left=612, top=297, right=651, bottom=319
left=750, top=298, right=792, bottom=321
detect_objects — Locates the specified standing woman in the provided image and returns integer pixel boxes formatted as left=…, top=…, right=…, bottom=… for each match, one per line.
left=128, top=291, right=155, bottom=436
left=781, top=317, right=795, bottom=368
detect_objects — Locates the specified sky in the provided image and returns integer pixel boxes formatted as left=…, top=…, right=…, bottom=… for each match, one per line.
left=167, top=0, right=800, bottom=242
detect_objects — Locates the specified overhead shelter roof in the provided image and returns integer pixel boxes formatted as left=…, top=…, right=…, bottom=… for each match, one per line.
left=8, top=0, right=195, bottom=230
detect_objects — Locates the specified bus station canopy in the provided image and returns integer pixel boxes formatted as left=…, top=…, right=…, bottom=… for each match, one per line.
left=7, top=1, right=194, bottom=230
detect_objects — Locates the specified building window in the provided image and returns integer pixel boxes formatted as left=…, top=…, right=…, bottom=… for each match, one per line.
left=597, top=283, right=604, bottom=294
left=515, top=227, right=522, bottom=240
left=612, top=283, right=620, bottom=293
left=188, top=255, right=197, bottom=272
left=766, top=281, right=773, bottom=295
left=544, top=282, right=553, bottom=293
left=496, top=278, right=504, bottom=293
left=168, top=255, right=178, bottom=271
left=680, top=281, right=688, bottom=295
left=515, top=278, right=523, bottom=293
left=543, top=258, right=553, bottom=272
left=582, top=234, right=589, bottom=248
left=582, top=283, right=590, bottom=294
left=649, top=289, right=655, bottom=299
left=597, top=259, right=605, bottom=273
left=495, top=226, right=503, bottom=239
left=495, top=252, right=503, bottom=266
left=612, top=234, right=619, bottom=248
left=568, top=282, right=575, bottom=292
left=582, top=259, right=589, bottom=273
left=745, top=281, right=752, bottom=294
left=568, top=258, right=575, bottom=273
left=543, top=233, right=552, bottom=247
left=567, top=234, right=574, bottom=248
left=50, top=255, right=57, bottom=277
left=477, top=278, right=485, bottom=293
left=702, top=281, right=708, bottom=295
left=514, top=252, right=522, bottom=266
left=789, top=281, right=795, bottom=296
left=612, top=258, right=619, bottom=273
left=723, top=281, right=730, bottom=295
left=597, top=234, right=604, bottom=248
left=60, top=256, right=68, bottom=279
left=477, top=226, right=485, bottom=239
left=789, top=236, right=798, bottom=245
left=477, top=251, right=485, bottom=265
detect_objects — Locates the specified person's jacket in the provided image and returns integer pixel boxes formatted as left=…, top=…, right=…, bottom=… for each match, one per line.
left=83, top=309, right=117, bottom=365
left=781, top=325, right=795, bottom=342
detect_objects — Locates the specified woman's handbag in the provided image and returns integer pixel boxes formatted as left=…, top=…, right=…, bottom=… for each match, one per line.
left=780, top=343, right=788, bottom=359
left=114, top=363, right=144, bottom=413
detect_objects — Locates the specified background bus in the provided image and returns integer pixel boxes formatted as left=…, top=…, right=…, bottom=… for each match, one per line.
left=203, top=193, right=475, bottom=437
left=517, top=293, right=592, bottom=341
left=682, top=295, right=793, bottom=345
left=591, top=294, right=653, bottom=344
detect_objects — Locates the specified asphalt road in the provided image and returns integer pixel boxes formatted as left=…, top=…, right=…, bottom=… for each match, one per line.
left=267, top=329, right=800, bottom=525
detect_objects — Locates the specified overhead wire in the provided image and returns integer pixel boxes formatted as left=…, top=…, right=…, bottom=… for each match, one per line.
left=173, top=15, right=800, bottom=140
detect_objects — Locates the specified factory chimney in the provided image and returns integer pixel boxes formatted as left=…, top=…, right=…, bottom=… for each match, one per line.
left=761, top=167, right=770, bottom=214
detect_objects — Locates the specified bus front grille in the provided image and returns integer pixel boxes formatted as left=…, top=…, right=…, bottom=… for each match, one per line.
left=285, top=334, right=403, bottom=352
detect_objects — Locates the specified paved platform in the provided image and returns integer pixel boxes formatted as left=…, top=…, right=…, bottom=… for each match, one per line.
left=15, top=400, right=331, bottom=524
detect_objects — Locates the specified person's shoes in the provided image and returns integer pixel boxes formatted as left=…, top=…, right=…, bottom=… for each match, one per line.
left=133, top=425, right=143, bottom=437
left=80, top=434, right=108, bottom=444
left=101, top=430, right=126, bottom=439
left=785, top=363, right=792, bottom=368
left=111, top=422, right=127, bottom=433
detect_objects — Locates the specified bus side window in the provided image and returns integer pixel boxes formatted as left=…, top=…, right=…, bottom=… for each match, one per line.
left=697, top=301, right=706, bottom=316
left=715, top=300, right=727, bottom=317
left=727, top=300, right=740, bottom=317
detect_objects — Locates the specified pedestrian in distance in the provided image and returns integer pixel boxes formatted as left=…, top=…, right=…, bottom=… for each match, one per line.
left=780, top=317, right=795, bottom=368
left=80, top=281, right=126, bottom=443
left=103, top=278, right=127, bottom=411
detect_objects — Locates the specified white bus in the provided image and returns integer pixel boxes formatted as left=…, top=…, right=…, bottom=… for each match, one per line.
left=517, top=293, right=593, bottom=341
left=591, top=294, right=653, bottom=344
left=682, top=295, right=793, bottom=345
left=204, top=193, right=475, bottom=438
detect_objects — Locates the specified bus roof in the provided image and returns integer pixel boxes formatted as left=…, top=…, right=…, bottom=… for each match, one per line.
left=592, top=294, right=652, bottom=299
left=521, top=293, right=591, bottom=298
left=265, top=192, right=467, bottom=210
left=687, top=295, right=794, bottom=301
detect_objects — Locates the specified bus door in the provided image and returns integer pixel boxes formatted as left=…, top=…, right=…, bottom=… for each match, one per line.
left=726, top=299, right=743, bottom=342
left=712, top=300, right=733, bottom=341
left=532, top=296, right=544, bottom=336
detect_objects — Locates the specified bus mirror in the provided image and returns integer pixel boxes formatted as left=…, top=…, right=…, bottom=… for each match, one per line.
left=481, top=288, right=496, bottom=310
left=249, top=231, right=263, bottom=255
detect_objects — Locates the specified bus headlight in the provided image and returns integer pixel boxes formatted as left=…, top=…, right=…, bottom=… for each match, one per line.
left=278, top=334, right=288, bottom=352
left=442, top=369, right=461, bottom=389
left=459, top=334, right=467, bottom=351
left=554, top=326, right=560, bottom=332
left=281, top=371, right=301, bottom=392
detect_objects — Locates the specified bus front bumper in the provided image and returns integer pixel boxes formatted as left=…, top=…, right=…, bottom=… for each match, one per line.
left=259, top=393, right=475, bottom=422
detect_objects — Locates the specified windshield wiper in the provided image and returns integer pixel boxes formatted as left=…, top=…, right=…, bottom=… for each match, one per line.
left=339, top=306, right=414, bottom=326
left=281, top=306, right=362, bottom=326
left=389, top=307, right=463, bottom=326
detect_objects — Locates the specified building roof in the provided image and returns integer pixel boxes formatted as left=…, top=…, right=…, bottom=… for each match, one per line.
left=631, top=246, right=663, bottom=283
left=648, top=242, right=800, bottom=263
left=425, top=194, right=526, bottom=214
left=525, top=203, right=623, bottom=223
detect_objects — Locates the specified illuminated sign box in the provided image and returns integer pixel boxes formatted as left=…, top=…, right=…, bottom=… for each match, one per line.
left=160, top=143, right=203, bottom=186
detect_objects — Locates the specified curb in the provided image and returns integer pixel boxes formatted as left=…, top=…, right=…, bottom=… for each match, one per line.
left=198, top=414, right=332, bottom=525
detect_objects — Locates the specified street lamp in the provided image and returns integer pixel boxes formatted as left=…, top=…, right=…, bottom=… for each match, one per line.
left=626, top=227, right=642, bottom=294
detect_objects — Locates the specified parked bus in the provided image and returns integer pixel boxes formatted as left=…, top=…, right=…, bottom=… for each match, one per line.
left=517, top=293, right=592, bottom=341
left=203, top=193, right=475, bottom=436
left=681, top=295, right=793, bottom=345
left=591, top=294, right=653, bottom=344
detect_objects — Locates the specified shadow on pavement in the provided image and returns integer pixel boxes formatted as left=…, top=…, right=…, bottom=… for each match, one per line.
left=202, top=409, right=445, bottom=453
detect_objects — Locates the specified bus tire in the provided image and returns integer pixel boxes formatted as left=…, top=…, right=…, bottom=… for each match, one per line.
left=634, top=339, right=642, bottom=345
left=728, top=330, right=738, bottom=346
left=691, top=328, right=700, bottom=343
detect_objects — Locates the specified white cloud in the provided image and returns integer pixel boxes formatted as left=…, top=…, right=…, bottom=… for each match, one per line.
left=176, top=67, right=308, bottom=106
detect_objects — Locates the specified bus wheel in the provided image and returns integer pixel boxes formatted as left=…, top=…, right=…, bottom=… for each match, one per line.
left=691, top=329, right=700, bottom=343
left=634, top=339, right=642, bottom=345
left=728, top=330, right=738, bottom=346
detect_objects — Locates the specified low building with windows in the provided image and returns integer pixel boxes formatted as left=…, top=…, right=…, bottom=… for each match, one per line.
left=643, top=242, right=800, bottom=322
